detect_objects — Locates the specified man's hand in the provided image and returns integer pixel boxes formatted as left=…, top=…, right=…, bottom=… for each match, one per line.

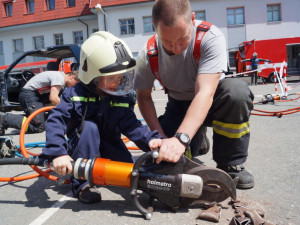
left=148, top=138, right=163, bottom=150
left=53, top=155, right=73, bottom=176
left=155, top=137, right=185, bottom=164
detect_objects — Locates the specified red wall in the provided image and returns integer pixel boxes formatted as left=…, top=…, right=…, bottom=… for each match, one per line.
left=0, top=0, right=93, bottom=28
left=0, top=0, right=154, bottom=28
left=89, top=0, right=152, bottom=8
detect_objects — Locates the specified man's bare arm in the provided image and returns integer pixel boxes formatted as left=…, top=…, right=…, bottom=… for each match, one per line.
left=49, top=85, right=61, bottom=105
left=177, top=73, right=220, bottom=139
left=156, top=73, right=220, bottom=163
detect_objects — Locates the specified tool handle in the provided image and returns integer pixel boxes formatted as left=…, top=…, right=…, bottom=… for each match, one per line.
left=130, top=149, right=159, bottom=220
left=43, top=160, right=75, bottom=174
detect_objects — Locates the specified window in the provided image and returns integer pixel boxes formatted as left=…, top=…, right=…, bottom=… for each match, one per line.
left=0, top=41, right=3, bottom=55
left=54, top=33, right=64, bottom=45
left=143, top=16, right=155, bottom=33
left=229, top=51, right=238, bottom=68
left=227, top=7, right=244, bottom=25
left=73, top=31, right=83, bottom=45
left=0, top=41, right=4, bottom=66
left=195, top=10, right=206, bottom=21
left=5, top=3, right=13, bottom=17
left=0, top=42, right=3, bottom=66
left=26, top=0, right=35, bottom=14
left=67, top=0, right=75, bottom=7
left=12, top=39, right=24, bottom=62
left=13, top=39, right=24, bottom=53
left=267, top=4, right=281, bottom=22
left=47, top=0, right=55, bottom=10
left=119, top=18, right=135, bottom=35
left=33, top=36, right=45, bottom=50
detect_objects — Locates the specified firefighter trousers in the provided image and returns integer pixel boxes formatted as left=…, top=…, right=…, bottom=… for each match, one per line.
left=67, top=120, right=134, bottom=196
left=159, top=78, right=254, bottom=167
left=251, top=71, right=258, bottom=85
left=4, top=89, right=48, bottom=133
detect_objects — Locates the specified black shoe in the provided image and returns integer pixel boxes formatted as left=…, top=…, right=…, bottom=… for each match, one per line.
left=78, top=185, right=102, bottom=204
left=217, top=164, right=254, bottom=189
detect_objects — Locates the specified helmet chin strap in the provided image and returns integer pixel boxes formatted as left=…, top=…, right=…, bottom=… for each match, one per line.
left=83, top=80, right=108, bottom=98
left=77, top=82, right=108, bottom=139
left=95, top=88, right=107, bottom=96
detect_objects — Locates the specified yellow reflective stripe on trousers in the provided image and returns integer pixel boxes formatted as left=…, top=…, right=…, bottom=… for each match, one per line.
left=71, top=96, right=99, bottom=102
left=110, top=102, right=129, bottom=108
left=184, top=146, right=192, bottom=159
left=21, top=116, right=28, bottom=132
left=212, top=120, right=250, bottom=138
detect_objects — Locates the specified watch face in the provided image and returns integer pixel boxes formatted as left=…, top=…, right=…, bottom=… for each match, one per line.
left=180, top=133, right=189, bottom=143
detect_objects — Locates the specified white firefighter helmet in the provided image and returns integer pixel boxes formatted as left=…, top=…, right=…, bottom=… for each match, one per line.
left=78, top=31, right=136, bottom=96
left=253, top=52, right=258, bottom=57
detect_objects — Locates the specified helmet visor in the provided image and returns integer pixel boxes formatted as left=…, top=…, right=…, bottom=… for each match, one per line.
left=95, top=71, right=134, bottom=96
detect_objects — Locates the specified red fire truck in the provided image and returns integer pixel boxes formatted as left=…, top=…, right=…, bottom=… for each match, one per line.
left=235, top=37, right=300, bottom=83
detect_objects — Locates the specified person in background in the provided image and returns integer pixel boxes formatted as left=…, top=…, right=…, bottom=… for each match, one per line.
left=0, top=70, right=79, bottom=135
left=241, top=52, right=272, bottom=85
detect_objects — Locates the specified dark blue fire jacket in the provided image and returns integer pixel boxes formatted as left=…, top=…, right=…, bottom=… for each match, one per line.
left=40, top=82, right=162, bottom=160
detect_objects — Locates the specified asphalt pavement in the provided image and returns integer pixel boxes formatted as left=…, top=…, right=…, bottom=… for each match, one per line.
left=0, top=76, right=300, bottom=225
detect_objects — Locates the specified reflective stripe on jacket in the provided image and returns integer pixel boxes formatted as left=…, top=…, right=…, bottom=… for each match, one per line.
left=41, top=82, right=161, bottom=158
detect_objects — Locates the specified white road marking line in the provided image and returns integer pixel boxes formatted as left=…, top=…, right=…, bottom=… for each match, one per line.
left=29, top=191, right=73, bottom=225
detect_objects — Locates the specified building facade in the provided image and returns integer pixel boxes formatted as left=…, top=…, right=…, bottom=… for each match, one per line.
left=1, top=0, right=300, bottom=69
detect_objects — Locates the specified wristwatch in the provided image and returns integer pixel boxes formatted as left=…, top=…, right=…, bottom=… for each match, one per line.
left=174, top=133, right=191, bottom=147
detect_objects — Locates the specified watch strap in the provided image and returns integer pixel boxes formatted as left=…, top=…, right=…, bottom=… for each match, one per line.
left=174, top=132, right=191, bottom=146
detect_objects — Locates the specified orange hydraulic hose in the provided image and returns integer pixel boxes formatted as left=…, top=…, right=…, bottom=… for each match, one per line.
left=122, top=137, right=129, bottom=142
left=252, top=93, right=300, bottom=117
left=122, top=137, right=141, bottom=150
left=252, top=109, right=300, bottom=116
left=276, top=93, right=300, bottom=102
left=19, top=106, right=60, bottom=182
left=127, top=146, right=140, bottom=150
left=253, top=106, right=300, bottom=113
left=0, top=169, right=52, bottom=182
left=1, top=105, right=141, bottom=182
left=0, top=106, right=56, bottom=182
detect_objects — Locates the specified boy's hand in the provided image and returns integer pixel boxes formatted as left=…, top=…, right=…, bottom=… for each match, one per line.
left=53, top=155, right=73, bottom=176
left=148, top=138, right=162, bottom=150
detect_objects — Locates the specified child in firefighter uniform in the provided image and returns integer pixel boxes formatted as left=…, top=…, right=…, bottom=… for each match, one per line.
left=39, top=31, right=163, bottom=204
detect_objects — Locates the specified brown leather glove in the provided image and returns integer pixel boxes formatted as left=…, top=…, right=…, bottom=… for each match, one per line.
left=197, top=205, right=222, bottom=222
left=244, top=209, right=275, bottom=225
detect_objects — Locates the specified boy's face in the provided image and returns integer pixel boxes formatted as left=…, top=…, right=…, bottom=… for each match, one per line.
left=97, top=73, right=124, bottom=92
left=94, top=71, right=134, bottom=96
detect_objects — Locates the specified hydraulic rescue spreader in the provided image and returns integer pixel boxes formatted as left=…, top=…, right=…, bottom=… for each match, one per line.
left=1, top=150, right=236, bottom=220
left=0, top=106, right=237, bottom=220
